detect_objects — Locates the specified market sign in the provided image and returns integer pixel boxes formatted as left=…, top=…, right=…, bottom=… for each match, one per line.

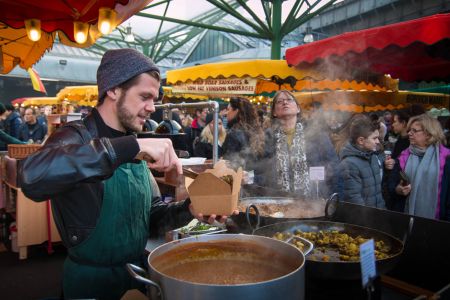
left=405, top=93, right=449, bottom=107
left=172, top=77, right=258, bottom=95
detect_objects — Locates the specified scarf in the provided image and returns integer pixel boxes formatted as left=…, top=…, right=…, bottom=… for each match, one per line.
left=404, top=144, right=440, bottom=218
left=274, top=122, right=310, bottom=196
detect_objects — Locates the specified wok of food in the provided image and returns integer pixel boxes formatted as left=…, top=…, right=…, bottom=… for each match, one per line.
left=273, top=229, right=392, bottom=262
left=150, top=240, right=300, bottom=285
left=238, top=197, right=327, bottom=219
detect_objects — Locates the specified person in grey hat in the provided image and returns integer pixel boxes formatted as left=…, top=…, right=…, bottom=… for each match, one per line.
left=18, top=48, right=233, bottom=299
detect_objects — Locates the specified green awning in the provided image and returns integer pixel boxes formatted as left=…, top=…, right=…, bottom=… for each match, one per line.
left=413, top=85, right=450, bottom=95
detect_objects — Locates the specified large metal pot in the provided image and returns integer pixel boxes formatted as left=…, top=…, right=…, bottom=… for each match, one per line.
left=253, top=220, right=404, bottom=280
left=127, top=234, right=312, bottom=300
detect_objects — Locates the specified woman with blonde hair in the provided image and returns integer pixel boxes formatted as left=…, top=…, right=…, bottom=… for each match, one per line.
left=194, top=113, right=226, bottom=159
left=389, top=114, right=450, bottom=219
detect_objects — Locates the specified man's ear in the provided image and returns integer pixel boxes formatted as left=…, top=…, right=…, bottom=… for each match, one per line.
left=356, top=136, right=365, bottom=146
left=106, top=88, right=120, bottom=101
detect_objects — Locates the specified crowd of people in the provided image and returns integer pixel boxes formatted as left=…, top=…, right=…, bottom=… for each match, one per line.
left=157, top=90, right=450, bottom=222
left=12, top=48, right=450, bottom=299
left=0, top=103, right=53, bottom=150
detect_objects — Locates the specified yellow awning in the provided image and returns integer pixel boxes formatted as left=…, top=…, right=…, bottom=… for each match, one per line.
left=166, top=60, right=397, bottom=95
left=166, top=60, right=322, bottom=84
left=57, top=85, right=98, bottom=102
left=293, top=90, right=450, bottom=112
left=22, top=97, right=60, bottom=106
left=162, top=86, right=209, bottom=101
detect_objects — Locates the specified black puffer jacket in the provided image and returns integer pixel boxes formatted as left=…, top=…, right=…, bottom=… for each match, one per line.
left=18, top=110, right=192, bottom=248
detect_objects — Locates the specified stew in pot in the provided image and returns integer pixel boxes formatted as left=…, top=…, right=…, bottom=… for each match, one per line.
left=151, top=240, right=301, bottom=285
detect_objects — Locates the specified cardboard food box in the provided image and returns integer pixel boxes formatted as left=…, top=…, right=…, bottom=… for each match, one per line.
left=187, top=160, right=243, bottom=216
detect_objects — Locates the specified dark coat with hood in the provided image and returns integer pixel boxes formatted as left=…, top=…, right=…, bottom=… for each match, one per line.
left=222, top=118, right=265, bottom=186
left=338, top=142, right=386, bottom=208
left=4, top=111, right=23, bottom=138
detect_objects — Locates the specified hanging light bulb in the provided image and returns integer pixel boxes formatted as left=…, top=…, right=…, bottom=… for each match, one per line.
left=303, top=26, right=314, bottom=44
left=25, top=19, right=41, bottom=41
left=124, top=24, right=135, bottom=42
left=74, top=21, right=89, bottom=44
left=98, top=7, right=116, bottom=35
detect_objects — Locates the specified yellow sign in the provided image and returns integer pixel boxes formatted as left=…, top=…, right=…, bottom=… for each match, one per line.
left=172, top=77, right=258, bottom=95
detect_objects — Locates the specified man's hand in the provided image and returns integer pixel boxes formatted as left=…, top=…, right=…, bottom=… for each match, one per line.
left=136, top=138, right=182, bottom=175
left=395, top=183, right=411, bottom=196
left=188, top=204, right=239, bottom=224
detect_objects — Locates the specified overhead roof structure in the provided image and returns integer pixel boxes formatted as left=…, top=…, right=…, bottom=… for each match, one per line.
left=4, top=0, right=449, bottom=85
left=86, top=0, right=338, bottom=64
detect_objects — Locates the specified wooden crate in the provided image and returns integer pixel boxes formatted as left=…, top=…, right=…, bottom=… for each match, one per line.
left=7, top=144, right=42, bottom=159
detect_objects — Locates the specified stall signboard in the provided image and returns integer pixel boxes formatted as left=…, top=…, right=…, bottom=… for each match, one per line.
left=405, top=94, right=449, bottom=107
left=172, top=77, right=258, bottom=95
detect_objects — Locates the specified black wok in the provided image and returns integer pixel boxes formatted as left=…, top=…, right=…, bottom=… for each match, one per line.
left=253, top=220, right=404, bottom=280
left=241, top=193, right=338, bottom=229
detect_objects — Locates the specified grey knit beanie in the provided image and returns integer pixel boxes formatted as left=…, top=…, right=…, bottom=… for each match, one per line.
left=97, top=48, right=160, bottom=102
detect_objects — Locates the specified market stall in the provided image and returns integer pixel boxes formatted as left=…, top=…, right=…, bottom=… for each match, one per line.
left=285, top=13, right=450, bottom=83
left=166, top=59, right=398, bottom=104
left=294, top=90, right=450, bottom=113
left=56, top=85, right=98, bottom=106
left=0, top=0, right=152, bottom=74
left=162, top=86, right=209, bottom=103
left=21, top=97, right=60, bottom=107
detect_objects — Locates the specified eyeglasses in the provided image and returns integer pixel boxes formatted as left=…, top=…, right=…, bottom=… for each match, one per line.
left=407, top=128, right=424, bottom=134
left=275, top=98, right=295, bottom=105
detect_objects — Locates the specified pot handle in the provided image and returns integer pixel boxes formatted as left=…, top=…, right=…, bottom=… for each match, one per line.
left=245, top=204, right=260, bottom=233
left=325, top=193, right=339, bottom=219
left=402, top=216, right=414, bottom=247
left=288, top=236, right=314, bottom=256
left=126, top=263, right=164, bottom=300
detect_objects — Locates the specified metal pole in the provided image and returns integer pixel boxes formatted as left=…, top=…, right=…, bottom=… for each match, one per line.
left=271, top=0, right=283, bottom=59
left=155, top=101, right=220, bottom=165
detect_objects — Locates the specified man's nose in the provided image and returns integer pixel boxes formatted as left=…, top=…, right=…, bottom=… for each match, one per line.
left=145, top=101, right=155, bottom=113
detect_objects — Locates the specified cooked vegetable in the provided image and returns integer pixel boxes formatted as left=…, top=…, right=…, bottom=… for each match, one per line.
left=180, top=222, right=217, bottom=234
left=220, top=175, right=233, bottom=187
left=273, top=229, right=393, bottom=262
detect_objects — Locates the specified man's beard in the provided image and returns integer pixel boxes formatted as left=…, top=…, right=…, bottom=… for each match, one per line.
left=117, top=92, right=143, bottom=133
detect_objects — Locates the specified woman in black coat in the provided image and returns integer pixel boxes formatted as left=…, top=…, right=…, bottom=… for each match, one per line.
left=222, top=97, right=265, bottom=186
left=193, top=113, right=226, bottom=159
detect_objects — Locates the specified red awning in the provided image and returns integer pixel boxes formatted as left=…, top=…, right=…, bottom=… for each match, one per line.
left=11, top=97, right=26, bottom=105
left=285, top=13, right=450, bottom=82
left=0, top=1, right=129, bottom=43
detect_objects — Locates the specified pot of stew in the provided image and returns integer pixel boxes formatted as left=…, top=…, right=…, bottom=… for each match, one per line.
left=127, top=234, right=312, bottom=300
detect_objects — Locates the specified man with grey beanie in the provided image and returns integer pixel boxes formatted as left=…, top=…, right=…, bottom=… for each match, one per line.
left=18, top=48, right=231, bottom=299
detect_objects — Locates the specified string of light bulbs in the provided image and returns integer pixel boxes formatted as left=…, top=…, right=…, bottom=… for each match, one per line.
left=24, top=7, right=117, bottom=44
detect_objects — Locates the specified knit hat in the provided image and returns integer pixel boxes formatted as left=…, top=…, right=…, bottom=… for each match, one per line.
left=97, top=48, right=160, bottom=102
